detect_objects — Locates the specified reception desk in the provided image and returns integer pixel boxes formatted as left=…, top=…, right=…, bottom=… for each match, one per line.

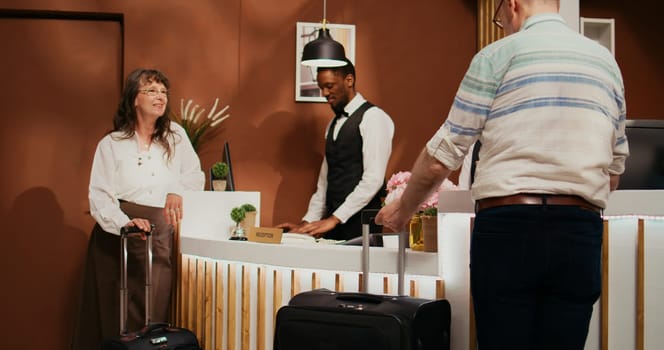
left=177, top=190, right=664, bottom=350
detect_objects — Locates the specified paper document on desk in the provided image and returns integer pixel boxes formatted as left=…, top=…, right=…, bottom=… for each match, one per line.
left=281, top=233, right=344, bottom=245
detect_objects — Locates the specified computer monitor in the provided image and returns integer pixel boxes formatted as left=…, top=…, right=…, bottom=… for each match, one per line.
left=618, top=119, right=664, bottom=189
left=223, top=141, right=235, bottom=191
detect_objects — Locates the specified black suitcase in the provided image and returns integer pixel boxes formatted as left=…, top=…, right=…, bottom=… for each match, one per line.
left=100, top=225, right=201, bottom=350
left=274, top=210, right=451, bottom=350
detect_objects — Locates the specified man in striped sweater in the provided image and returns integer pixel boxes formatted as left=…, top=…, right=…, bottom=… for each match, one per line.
left=377, top=0, right=628, bottom=348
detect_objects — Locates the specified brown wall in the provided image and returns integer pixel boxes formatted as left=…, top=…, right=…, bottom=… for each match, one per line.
left=581, top=0, right=664, bottom=118
left=0, top=0, right=661, bottom=348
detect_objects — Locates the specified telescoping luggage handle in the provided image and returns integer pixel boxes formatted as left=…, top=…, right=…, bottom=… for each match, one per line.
left=119, top=224, right=155, bottom=335
left=361, top=209, right=407, bottom=296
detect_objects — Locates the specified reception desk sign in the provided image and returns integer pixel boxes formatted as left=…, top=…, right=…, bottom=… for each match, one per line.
left=247, top=227, right=283, bottom=244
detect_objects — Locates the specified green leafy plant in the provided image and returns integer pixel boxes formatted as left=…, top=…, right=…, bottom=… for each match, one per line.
left=241, top=203, right=256, bottom=212
left=211, top=161, right=229, bottom=180
left=230, top=206, right=246, bottom=227
left=170, top=98, right=231, bottom=152
left=422, top=207, right=438, bottom=216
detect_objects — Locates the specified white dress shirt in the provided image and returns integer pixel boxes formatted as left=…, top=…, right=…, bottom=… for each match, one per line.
left=303, top=93, right=394, bottom=223
left=89, top=122, right=205, bottom=235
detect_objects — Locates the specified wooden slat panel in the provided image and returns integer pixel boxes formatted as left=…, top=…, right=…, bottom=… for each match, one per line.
left=179, top=256, right=190, bottom=327
left=311, top=272, right=320, bottom=290
left=273, top=270, right=282, bottom=325
left=204, top=260, right=214, bottom=350
left=215, top=262, right=224, bottom=350
left=241, top=265, right=250, bottom=350
left=257, top=267, right=266, bottom=350
left=637, top=219, right=645, bottom=350
left=409, top=280, right=418, bottom=297
left=227, top=263, right=237, bottom=350
left=601, top=220, right=609, bottom=350
left=358, top=273, right=363, bottom=292
left=335, top=273, right=344, bottom=292
left=187, top=257, right=197, bottom=331
left=196, top=259, right=205, bottom=341
left=436, top=279, right=446, bottom=300
left=290, top=270, right=300, bottom=298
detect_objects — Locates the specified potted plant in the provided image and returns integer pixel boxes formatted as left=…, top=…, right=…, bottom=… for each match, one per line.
left=229, top=206, right=247, bottom=241
left=211, top=161, right=229, bottom=191
left=240, top=203, right=257, bottom=232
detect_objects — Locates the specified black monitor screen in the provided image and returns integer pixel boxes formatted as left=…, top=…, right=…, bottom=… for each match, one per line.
left=618, top=120, right=664, bottom=190
left=223, top=141, right=236, bottom=191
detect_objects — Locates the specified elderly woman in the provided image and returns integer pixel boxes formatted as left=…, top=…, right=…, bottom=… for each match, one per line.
left=72, top=68, right=205, bottom=349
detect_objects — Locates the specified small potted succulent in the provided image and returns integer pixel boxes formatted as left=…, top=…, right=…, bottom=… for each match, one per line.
left=211, top=161, right=229, bottom=191
left=240, top=203, right=257, bottom=232
left=229, top=206, right=247, bottom=241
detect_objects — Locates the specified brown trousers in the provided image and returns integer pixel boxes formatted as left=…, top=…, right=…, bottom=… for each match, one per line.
left=71, top=201, right=173, bottom=350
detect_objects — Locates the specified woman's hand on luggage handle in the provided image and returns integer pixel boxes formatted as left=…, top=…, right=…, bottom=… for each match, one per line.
left=126, top=218, right=151, bottom=240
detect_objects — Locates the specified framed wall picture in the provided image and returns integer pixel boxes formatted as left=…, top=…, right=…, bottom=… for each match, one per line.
left=295, top=22, right=355, bottom=102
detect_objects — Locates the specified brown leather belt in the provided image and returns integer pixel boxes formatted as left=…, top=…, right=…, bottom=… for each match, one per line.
left=475, top=194, right=602, bottom=214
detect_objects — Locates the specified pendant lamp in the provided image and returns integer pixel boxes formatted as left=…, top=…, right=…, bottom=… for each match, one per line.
left=301, top=0, right=347, bottom=67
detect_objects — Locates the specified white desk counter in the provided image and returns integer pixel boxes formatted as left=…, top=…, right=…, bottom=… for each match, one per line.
left=176, top=190, right=664, bottom=350
left=177, top=191, right=444, bottom=350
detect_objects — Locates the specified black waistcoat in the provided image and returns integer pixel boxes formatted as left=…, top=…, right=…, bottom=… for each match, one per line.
left=324, top=101, right=386, bottom=241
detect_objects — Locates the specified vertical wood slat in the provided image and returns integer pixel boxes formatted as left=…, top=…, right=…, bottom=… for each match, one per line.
left=290, top=270, right=300, bottom=298
left=601, top=221, right=609, bottom=350
left=196, top=260, right=205, bottom=343
left=227, top=263, right=237, bottom=350
left=179, top=256, right=190, bottom=327
left=215, top=263, right=224, bottom=350
left=273, top=270, right=282, bottom=326
left=358, top=273, right=364, bottom=292
left=187, top=257, right=197, bottom=332
left=409, top=280, right=418, bottom=297
left=383, top=276, right=391, bottom=294
left=204, top=260, right=214, bottom=350
left=257, top=267, right=266, bottom=350
left=335, top=273, right=344, bottom=292
left=311, top=272, right=320, bottom=289
left=637, top=219, right=645, bottom=350
left=436, top=279, right=446, bottom=300
left=241, top=266, right=250, bottom=350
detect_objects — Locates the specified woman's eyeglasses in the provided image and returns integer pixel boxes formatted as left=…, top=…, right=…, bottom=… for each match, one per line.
left=139, top=89, right=169, bottom=97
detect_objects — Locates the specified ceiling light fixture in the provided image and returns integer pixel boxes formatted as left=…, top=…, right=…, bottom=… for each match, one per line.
left=300, top=0, right=347, bottom=67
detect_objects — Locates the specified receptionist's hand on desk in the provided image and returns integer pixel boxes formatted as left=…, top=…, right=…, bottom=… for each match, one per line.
left=297, top=216, right=341, bottom=238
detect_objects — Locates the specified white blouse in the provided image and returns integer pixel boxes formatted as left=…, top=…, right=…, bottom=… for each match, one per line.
left=89, top=122, right=205, bottom=235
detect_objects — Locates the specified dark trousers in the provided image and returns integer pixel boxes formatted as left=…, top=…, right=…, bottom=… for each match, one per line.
left=71, top=202, right=174, bottom=350
left=470, top=205, right=602, bottom=350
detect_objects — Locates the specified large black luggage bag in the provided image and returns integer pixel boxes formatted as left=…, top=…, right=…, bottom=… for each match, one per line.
left=101, top=225, right=201, bottom=350
left=273, top=210, right=451, bottom=350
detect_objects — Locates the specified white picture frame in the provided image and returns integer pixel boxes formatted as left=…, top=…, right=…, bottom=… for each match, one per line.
left=295, top=22, right=356, bottom=102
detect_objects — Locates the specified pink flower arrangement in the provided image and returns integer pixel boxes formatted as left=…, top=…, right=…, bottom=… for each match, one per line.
left=384, top=171, right=458, bottom=214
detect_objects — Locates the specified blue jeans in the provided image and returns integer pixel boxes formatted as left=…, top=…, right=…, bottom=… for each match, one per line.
left=470, top=205, right=602, bottom=350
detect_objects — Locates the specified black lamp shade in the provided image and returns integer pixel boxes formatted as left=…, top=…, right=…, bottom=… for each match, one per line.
left=301, top=28, right=347, bottom=67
